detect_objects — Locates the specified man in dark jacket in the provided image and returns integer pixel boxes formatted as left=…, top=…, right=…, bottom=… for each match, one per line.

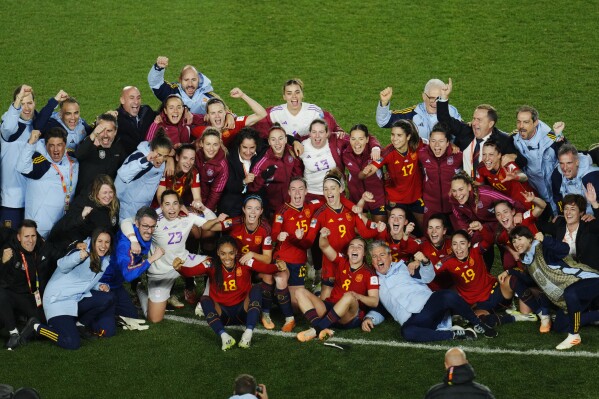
left=425, top=347, right=495, bottom=398
left=116, top=86, right=156, bottom=156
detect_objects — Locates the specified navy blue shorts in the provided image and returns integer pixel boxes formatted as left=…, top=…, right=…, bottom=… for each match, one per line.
left=387, top=198, right=425, bottom=215
left=323, top=300, right=364, bottom=329
left=287, top=262, right=307, bottom=287
left=219, top=302, right=246, bottom=326
left=475, top=282, right=511, bottom=312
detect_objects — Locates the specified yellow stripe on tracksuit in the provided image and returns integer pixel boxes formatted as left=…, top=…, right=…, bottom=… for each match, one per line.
left=573, top=312, right=581, bottom=333
left=39, top=327, right=58, bottom=342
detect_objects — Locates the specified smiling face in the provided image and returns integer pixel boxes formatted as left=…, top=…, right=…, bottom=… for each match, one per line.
left=349, top=129, right=368, bottom=155
left=46, top=137, right=67, bottom=162
left=511, top=235, right=533, bottom=255
left=243, top=199, right=263, bottom=228
left=161, top=193, right=181, bottom=221
left=482, top=145, right=501, bottom=171
left=94, top=233, right=112, bottom=257
left=201, top=134, right=220, bottom=160
left=288, top=179, right=307, bottom=208
left=283, top=84, right=304, bottom=113
left=563, top=203, right=582, bottom=226
left=20, top=94, right=35, bottom=121
left=427, top=218, right=447, bottom=247
left=176, top=148, right=195, bottom=173
left=309, top=122, right=329, bottom=149
left=323, top=179, right=342, bottom=207
left=450, top=179, right=471, bottom=205
left=180, top=67, right=199, bottom=97
left=60, top=102, right=80, bottom=130
left=135, top=216, right=157, bottom=241
left=239, top=138, right=257, bottom=161
left=347, top=239, right=366, bottom=266
left=429, top=131, right=449, bottom=158
left=516, top=111, right=539, bottom=140
left=370, top=245, right=392, bottom=275
left=17, top=226, right=37, bottom=252
left=471, top=108, right=494, bottom=139
left=120, top=87, right=142, bottom=117
left=423, top=86, right=442, bottom=114
left=558, top=152, right=580, bottom=179
left=268, top=128, right=287, bottom=157
left=390, top=127, right=409, bottom=152
left=96, top=184, right=115, bottom=206
left=207, top=101, right=226, bottom=129
left=218, top=242, right=237, bottom=270
left=97, top=120, right=117, bottom=148
left=388, top=208, right=408, bottom=237
left=494, top=202, right=516, bottom=230
left=451, top=233, right=470, bottom=260
left=165, top=97, right=184, bottom=124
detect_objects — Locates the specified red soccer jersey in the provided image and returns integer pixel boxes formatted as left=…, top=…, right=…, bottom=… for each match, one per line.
left=221, top=216, right=273, bottom=258
left=302, top=204, right=379, bottom=279
left=420, top=237, right=455, bottom=291
left=372, top=143, right=424, bottom=204
left=376, top=230, right=420, bottom=263
left=327, top=254, right=379, bottom=307
left=271, top=201, right=321, bottom=264
left=152, top=169, right=201, bottom=208
left=191, top=116, right=247, bottom=148
left=437, top=244, right=497, bottom=305
left=178, top=258, right=278, bottom=306
left=475, top=162, right=536, bottom=206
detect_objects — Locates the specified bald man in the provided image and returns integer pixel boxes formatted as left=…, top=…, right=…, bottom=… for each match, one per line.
left=116, top=86, right=156, bottom=155
left=424, top=347, right=495, bottom=398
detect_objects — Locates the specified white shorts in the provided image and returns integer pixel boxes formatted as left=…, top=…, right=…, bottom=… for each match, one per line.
left=147, top=254, right=209, bottom=302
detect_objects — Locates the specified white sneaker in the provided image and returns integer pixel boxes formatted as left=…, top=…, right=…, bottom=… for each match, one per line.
left=238, top=329, right=253, bottom=349
left=221, top=333, right=236, bottom=351
left=556, top=333, right=581, bottom=350
left=506, top=309, right=538, bottom=322
left=167, top=295, right=184, bottom=309
left=195, top=302, right=205, bottom=318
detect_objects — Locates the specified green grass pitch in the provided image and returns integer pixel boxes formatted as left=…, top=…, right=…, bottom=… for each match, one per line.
left=1, top=1, right=599, bottom=398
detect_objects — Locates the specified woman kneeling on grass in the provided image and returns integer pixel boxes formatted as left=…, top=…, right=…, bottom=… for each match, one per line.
left=174, top=235, right=287, bottom=350
left=509, top=226, right=599, bottom=350
left=295, top=233, right=379, bottom=342
left=21, top=228, right=114, bottom=350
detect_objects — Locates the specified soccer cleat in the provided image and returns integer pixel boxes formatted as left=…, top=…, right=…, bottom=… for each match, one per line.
left=5, top=333, right=20, bottom=350
left=238, top=329, right=253, bottom=349
left=281, top=319, right=296, bottom=333
left=261, top=313, right=275, bottom=330
left=184, top=288, right=198, bottom=305
left=296, top=328, right=317, bottom=342
left=311, top=283, right=322, bottom=297
left=318, top=328, right=334, bottom=341
left=19, top=317, right=39, bottom=345
left=195, top=302, right=205, bottom=318
left=77, top=325, right=98, bottom=341
left=506, top=309, right=538, bottom=322
left=221, top=333, right=236, bottom=351
left=167, top=295, right=185, bottom=309
left=539, top=315, right=552, bottom=333
left=473, top=323, right=498, bottom=338
left=452, top=328, right=477, bottom=340
left=556, top=333, right=581, bottom=350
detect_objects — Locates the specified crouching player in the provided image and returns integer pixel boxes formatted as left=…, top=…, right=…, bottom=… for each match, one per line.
left=295, top=230, right=379, bottom=342
left=174, top=236, right=287, bottom=350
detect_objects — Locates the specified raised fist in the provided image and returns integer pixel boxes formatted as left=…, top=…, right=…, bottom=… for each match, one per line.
left=156, top=56, right=169, bottom=68
left=379, top=87, right=393, bottom=106
left=229, top=87, right=244, bottom=98
left=28, top=130, right=41, bottom=145
left=54, top=90, right=69, bottom=102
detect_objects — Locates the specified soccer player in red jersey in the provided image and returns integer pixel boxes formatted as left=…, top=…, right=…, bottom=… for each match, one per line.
left=419, top=213, right=454, bottom=291
left=475, top=139, right=536, bottom=207
left=203, top=195, right=294, bottom=331
left=299, top=169, right=381, bottom=300
left=376, top=207, right=421, bottom=263
left=175, top=235, right=286, bottom=350
left=295, top=234, right=379, bottom=341
left=360, top=119, right=426, bottom=231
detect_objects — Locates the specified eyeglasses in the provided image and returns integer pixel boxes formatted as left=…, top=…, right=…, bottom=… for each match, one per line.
left=423, top=92, right=438, bottom=102
left=140, top=224, right=157, bottom=230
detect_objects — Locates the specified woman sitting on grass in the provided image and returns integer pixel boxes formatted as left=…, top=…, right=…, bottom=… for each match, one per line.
left=174, top=235, right=287, bottom=350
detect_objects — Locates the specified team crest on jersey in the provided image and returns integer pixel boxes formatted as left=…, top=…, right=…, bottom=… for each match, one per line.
left=287, top=155, right=294, bottom=164
left=468, top=258, right=475, bottom=267
left=447, top=156, right=454, bottom=165
left=345, top=213, right=353, bottom=221
left=98, top=150, right=106, bottom=159
left=255, top=236, right=263, bottom=245
left=207, top=169, right=214, bottom=176
left=304, top=209, right=311, bottom=217
left=355, top=274, right=363, bottom=283
left=236, top=268, right=243, bottom=277
left=477, top=201, right=484, bottom=209
left=223, top=131, right=230, bottom=139
left=410, top=153, right=417, bottom=160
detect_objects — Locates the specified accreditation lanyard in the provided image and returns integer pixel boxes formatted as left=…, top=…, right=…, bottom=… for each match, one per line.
left=20, top=252, right=39, bottom=294
left=51, top=156, right=74, bottom=211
